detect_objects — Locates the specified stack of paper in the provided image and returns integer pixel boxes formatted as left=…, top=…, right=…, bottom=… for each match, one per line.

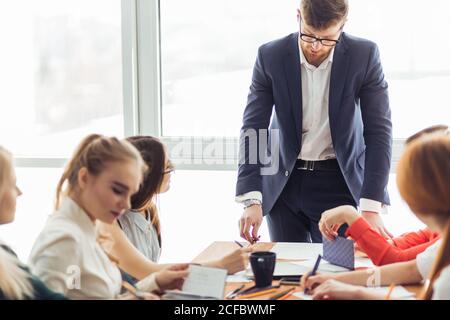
left=270, top=242, right=322, bottom=260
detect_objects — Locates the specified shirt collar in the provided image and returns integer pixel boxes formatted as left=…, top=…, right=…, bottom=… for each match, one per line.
left=57, top=196, right=97, bottom=240
left=122, top=210, right=152, bottom=233
left=298, top=36, right=335, bottom=70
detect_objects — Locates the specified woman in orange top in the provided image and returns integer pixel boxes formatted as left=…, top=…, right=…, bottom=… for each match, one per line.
left=319, top=205, right=440, bottom=266
left=318, top=125, right=448, bottom=266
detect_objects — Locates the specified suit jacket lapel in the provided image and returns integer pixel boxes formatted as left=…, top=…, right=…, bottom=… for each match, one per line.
left=329, top=33, right=350, bottom=132
left=284, top=32, right=302, bottom=149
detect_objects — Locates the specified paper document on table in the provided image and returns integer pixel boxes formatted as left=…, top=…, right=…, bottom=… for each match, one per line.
left=246, top=261, right=310, bottom=278
left=293, top=259, right=349, bottom=273
left=168, top=265, right=227, bottom=300
left=355, top=257, right=375, bottom=269
left=293, top=291, right=313, bottom=300
left=293, top=286, right=415, bottom=300
left=227, top=270, right=252, bottom=283
left=367, top=286, right=416, bottom=299
left=270, top=242, right=323, bottom=260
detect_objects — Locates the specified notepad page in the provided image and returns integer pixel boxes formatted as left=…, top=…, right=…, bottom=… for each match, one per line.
left=293, top=286, right=415, bottom=300
left=182, top=265, right=227, bottom=299
left=270, top=242, right=323, bottom=260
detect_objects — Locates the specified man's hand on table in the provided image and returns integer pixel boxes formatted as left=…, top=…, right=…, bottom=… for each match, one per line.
left=239, top=205, right=262, bottom=244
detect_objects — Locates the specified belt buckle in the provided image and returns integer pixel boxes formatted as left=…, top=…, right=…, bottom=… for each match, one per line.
left=298, top=160, right=315, bottom=171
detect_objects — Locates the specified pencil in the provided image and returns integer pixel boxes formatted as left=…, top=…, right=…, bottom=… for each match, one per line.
left=122, top=281, right=146, bottom=300
left=236, top=288, right=278, bottom=300
left=384, top=284, right=395, bottom=300
left=268, top=287, right=295, bottom=300
left=226, top=284, right=245, bottom=299
left=278, top=289, right=296, bottom=300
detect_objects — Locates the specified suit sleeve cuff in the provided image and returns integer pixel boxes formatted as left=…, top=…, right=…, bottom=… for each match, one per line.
left=136, top=273, right=161, bottom=293
left=359, top=198, right=383, bottom=214
left=235, top=191, right=262, bottom=204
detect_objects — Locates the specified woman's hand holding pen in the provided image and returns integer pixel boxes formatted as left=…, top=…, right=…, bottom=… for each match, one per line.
left=308, top=279, right=368, bottom=300
left=300, top=271, right=332, bottom=293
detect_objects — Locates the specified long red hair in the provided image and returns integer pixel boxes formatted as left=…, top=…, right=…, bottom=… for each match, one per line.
left=396, top=134, right=450, bottom=300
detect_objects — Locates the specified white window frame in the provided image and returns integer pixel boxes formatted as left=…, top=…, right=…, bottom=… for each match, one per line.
left=14, top=0, right=406, bottom=173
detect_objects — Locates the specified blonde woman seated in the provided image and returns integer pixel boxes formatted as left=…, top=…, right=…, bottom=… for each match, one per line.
left=28, top=135, right=189, bottom=299
left=301, top=132, right=450, bottom=300
left=97, top=136, right=251, bottom=283
left=0, top=146, right=66, bottom=300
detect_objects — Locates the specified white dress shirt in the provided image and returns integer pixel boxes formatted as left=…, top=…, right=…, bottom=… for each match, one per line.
left=415, top=239, right=450, bottom=300
left=236, top=39, right=382, bottom=214
left=28, top=196, right=160, bottom=299
left=298, top=40, right=335, bottom=160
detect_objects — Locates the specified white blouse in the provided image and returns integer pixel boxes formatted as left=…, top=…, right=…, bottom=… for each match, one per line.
left=416, top=239, right=450, bottom=300
left=28, top=197, right=161, bottom=299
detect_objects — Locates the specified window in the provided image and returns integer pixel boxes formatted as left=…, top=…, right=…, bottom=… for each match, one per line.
left=160, top=0, right=450, bottom=141
left=0, top=0, right=123, bottom=158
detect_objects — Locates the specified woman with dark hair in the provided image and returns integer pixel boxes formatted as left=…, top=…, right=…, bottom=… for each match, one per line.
left=97, top=136, right=251, bottom=283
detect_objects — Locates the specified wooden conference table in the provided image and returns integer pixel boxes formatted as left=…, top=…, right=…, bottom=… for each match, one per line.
left=192, top=241, right=422, bottom=300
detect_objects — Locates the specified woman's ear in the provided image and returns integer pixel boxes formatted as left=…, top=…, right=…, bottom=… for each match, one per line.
left=77, top=167, right=89, bottom=190
left=296, top=8, right=301, bottom=22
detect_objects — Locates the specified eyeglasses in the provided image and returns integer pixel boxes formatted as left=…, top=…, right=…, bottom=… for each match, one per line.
left=163, top=160, right=175, bottom=175
left=299, top=20, right=341, bottom=47
left=163, top=168, right=175, bottom=175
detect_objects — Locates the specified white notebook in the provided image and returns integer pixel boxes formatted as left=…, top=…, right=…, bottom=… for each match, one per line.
left=163, top=265, right=227, bottom=300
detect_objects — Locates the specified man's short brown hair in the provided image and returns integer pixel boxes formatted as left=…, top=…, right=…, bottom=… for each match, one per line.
left=301, top=0, right=348, bottom=30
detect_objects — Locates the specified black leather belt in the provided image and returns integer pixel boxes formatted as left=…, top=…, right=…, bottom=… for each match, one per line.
left=296, top=159, right=340, bottom=171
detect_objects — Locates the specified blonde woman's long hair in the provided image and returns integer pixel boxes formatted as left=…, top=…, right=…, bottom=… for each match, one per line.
left=55, top=134, right=147, bottom=209
left=0, top=146, right=34, bottom=299
left=396, top=134, right=450, bottom=300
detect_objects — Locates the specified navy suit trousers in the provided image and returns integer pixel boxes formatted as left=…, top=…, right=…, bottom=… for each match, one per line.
left=266, top=165, right=356, bottom=243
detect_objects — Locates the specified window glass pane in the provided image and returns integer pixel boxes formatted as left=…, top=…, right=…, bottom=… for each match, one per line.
left=160, top=0, right=450, bottom=139
left=1, top=168, right=61, bottom=261
left=0, top=0, right=123, bottom=158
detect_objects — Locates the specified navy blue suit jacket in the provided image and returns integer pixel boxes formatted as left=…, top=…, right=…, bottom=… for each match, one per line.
left=236, top=32, right=392, bottom=216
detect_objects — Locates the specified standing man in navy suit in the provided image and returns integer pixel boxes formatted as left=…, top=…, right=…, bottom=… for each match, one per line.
left=236, top=0, right=393, bottom=243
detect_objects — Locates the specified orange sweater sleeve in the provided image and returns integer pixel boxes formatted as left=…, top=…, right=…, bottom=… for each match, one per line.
left=392, top=228, right=439, bottom=249
left=345, top=217, right=440, bottom=266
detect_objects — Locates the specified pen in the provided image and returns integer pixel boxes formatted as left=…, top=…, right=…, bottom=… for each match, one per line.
left=122, top=281, right=147, bottom=300
left=226, top=284, right=245, bottom=299
left=234, top=240, right=244, bottom=248
left=236, top=288, right=278, bottom=300
left=304, top=254, right=322, bottom=294
left=384, top=284, right=395, bottom=300
left=268, top=287, right=295, bottom=300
